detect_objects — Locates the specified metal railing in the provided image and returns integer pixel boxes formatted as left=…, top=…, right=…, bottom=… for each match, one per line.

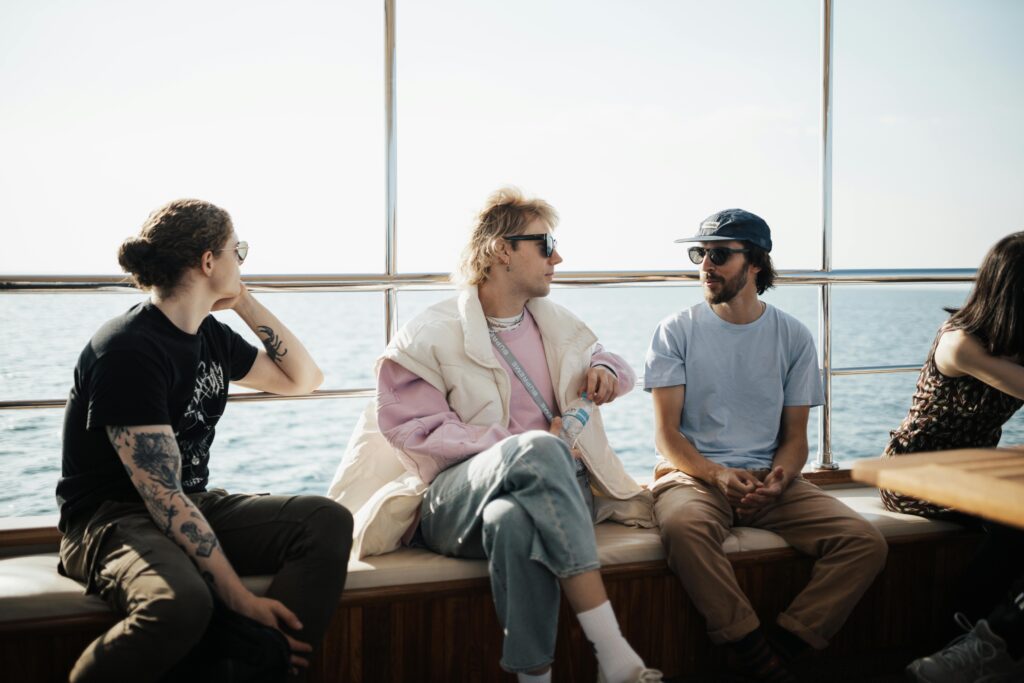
left=0, top=268, right=976, bottom=291
left=818, top=0, right=837, bottom=468
left=0, top=268, right=976, bottom=471
left=0, top=0, right=981, bottom=469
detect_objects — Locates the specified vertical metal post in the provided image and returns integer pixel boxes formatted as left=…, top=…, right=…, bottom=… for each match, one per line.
left=384, top=0, right=399, bottom=343
left=816, top=0, right=838, bottom=469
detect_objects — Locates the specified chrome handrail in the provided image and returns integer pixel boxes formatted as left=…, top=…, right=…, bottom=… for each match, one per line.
left=0, top=269, right=964, bottom=414
left=0, top=268, right=977, bottom=292
left=0, top=0, right=980, bottom=469
left=832, top=364, right=922, bottom=376
left=0, top=389, right=374, bottom=412
left=384, top=0, right=399, bottom=344
left=0, top=363, right=927, bottom=412
left=818, top=0, right=836, bottom=469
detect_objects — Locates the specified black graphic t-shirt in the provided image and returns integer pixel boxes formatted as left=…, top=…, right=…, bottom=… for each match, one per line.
left=56, top=302, right=258, bottom=531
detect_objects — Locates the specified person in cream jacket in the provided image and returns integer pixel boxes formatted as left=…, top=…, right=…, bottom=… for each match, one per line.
left=328, top=188, right=659, bottom=683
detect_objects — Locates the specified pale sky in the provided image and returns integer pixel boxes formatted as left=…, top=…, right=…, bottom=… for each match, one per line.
left=1, top=0, right=1022, bottom=276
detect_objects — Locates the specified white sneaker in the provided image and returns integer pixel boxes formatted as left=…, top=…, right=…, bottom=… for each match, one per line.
left=596, top=666, right=664, bottom=683
left=907, top=613, right=1017, bottom=682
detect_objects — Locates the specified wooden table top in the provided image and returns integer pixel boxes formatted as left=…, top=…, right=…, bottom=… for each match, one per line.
left=852, top=447, right=1024, bottom=529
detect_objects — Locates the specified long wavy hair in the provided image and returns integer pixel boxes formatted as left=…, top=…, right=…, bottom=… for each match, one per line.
left=946, top=231, right=1024, bottom=357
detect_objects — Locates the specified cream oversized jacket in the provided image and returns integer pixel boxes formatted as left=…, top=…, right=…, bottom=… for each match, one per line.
left=327, top=286, right=654, bottom=558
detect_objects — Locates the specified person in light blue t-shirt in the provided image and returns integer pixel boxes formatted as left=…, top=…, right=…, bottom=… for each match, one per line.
left=644, top=209, right=888, bottom=682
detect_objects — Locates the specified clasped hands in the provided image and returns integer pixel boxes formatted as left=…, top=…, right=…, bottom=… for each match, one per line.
left=712, top=465, right=792, bottom=517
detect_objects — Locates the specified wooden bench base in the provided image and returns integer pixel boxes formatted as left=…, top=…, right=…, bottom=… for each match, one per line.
left=0, top=531, right=978, bottom=682
left=316, top=532, right=978, bottom=682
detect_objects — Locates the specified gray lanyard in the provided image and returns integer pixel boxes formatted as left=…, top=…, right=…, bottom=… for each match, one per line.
left=488, top=327, right=556, bottom=422
left=490, top=327, right=593, bottom=496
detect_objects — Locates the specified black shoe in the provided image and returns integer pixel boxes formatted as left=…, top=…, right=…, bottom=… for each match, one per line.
left=765, top=625, right=810, bottom=664
left=162, top=600, right=291, bottom=683
left=723, top=630, right=798, bottom=683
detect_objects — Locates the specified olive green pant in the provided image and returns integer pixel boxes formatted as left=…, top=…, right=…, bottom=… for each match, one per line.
left=654, top=472, right=888, bottom=649
left=59, top=491, right=353, bottom=682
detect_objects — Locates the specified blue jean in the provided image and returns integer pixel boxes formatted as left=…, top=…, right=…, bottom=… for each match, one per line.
left=418, top=430, right=601, bottom=673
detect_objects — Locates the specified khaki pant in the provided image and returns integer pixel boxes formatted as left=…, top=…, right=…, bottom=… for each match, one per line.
left=59, top=491, right=353, bottom=682
left=654, top=472, right=887, bottom=649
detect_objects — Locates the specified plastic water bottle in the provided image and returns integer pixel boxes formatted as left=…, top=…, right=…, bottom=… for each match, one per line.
left=559, top=393, right=594, bottom=448
left=559, top=393, right=596, bottom=517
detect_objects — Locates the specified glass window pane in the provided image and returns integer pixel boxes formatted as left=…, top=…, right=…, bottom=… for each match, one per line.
left=0, top=291, right=382, bottom=402
left=831, top=374, right=1024, bottom=460
left=0, top=410, right=63, bottom=517
left=0, top=398, right=367, bottom=518
left=212, top=292, right=383, bottom=391
left=0, top=291, right=147, bottom=402
left=831, top=283, right=1024, bottom=460
left=0, top=1, right=383, bottom=275
left=550, top=285, right=820, bottom=378
left=207, top=399, right=366, bottom=495
left=833, top=0, right=1024, bottom=269
left=397, top=289, right=456, bottom=329
left=0, top=289, right=381, bottom=518
left=398, top=0, right=822, bottom=274
left=397, top=285, right=822, bottom=478
left=831, top=285, right=969, bottom=369
left=831, top=374, right=920, bottom=460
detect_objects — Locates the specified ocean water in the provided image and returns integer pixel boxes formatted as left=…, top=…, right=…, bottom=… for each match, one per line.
left=2, top=285, right=1023, bottom=518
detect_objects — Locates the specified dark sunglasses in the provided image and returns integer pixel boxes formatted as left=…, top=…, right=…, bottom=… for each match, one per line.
left=687, top=246, right=747, bottom=266
left=216, top=240, right=249, bottom=264
left=504, top=233, right=557, bottom=258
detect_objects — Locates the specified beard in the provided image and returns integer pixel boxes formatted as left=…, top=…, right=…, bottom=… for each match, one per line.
left=703, top=267, right=749, bottom=305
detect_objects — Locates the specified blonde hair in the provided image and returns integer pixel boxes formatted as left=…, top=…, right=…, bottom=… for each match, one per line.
left=454, top=187, right=559, bottom=285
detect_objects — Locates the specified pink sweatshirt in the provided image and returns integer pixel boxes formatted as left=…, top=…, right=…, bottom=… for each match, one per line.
left=377, top=309, right=635, bottom=484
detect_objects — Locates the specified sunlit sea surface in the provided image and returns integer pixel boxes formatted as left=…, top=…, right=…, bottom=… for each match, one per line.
left=3, top=285, right=1023, bottom=517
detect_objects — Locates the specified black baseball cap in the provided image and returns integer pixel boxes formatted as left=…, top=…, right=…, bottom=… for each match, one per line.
left=674, top=208, right=773, bottom=253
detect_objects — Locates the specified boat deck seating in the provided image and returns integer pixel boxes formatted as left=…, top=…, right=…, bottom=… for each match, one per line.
left=0, top=485, right=981, bottom=682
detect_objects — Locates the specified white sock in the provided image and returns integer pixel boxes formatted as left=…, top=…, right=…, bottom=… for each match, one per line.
left=517, top=671, right=552, bottom=683
left=576, top=601, right=644, bottom=683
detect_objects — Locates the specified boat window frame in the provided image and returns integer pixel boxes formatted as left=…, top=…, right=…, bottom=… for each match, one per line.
left=0, top=0, right=985, bottom=498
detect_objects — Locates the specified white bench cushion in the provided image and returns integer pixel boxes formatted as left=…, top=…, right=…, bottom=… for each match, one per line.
left=0, top=486, right=964, bottom=624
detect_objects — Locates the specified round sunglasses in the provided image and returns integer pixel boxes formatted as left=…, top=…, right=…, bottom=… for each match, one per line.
left=687, top=246, right=748, bottom=266
left=216, top=240, right=249, bottom=264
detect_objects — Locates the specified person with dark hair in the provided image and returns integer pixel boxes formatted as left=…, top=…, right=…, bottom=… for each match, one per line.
left=881, top=231, right=1024, bottom=515
left=56, top=198, right=353, bottom=682
left=644, top=209, right=888, bottom=682
left=879, top=232, right=1024, bottom=682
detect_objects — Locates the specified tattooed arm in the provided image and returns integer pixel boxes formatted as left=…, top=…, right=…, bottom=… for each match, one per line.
left=226, top=287, right=324, bottom=395
left=106, top=425, right=313, bottom=666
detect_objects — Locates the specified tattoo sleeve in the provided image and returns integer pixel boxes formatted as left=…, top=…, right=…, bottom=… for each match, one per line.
left=105, top=425, right=224, bottom=560
left=256, top=325, right=289, bottom=364
left=130, top=432, right=181, bottom=490
left=181, top=521, right=219, bottom=557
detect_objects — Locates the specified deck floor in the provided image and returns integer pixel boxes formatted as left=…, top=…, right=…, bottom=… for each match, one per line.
left=666, top=648, right=915, bottom=682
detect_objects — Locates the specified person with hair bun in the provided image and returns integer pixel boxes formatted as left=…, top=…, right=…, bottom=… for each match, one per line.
left=879, top=232, right=1024, bottom=682
left=56, top=198, right=353, bottom=682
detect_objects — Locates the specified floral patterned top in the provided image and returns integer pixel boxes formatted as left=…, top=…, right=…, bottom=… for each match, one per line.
left=880, top=325, right=1022, bottom=517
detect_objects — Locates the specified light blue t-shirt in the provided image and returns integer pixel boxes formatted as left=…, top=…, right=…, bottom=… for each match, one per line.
left=644, top=302, right=824, bottom=469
